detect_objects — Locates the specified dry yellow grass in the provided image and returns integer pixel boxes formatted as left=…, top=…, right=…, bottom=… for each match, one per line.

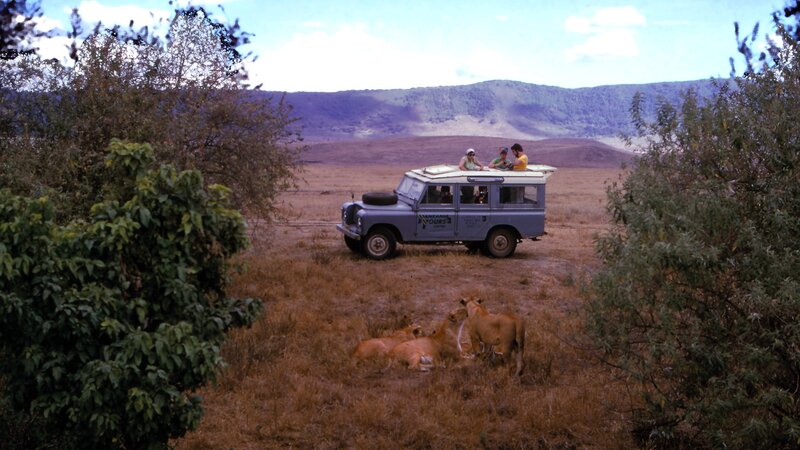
left=174, top=165, right=637, bottom=449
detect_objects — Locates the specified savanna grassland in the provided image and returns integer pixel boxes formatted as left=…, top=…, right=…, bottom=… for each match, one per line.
left=174, top=164, right=638, bottom=449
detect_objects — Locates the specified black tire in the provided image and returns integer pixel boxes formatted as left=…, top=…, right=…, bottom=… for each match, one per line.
left=483, top=228, right=517, bottom=258
left=362, top=192, right=397, bottom=206
left=344, top=236, right=361, bottom=253
left=362, top=227, right=396, bottom=260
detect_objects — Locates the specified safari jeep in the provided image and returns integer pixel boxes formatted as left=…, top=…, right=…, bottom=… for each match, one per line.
left=336, top=164, right=557, bottom=259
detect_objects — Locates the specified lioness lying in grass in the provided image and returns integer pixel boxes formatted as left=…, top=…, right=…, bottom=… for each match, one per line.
left=387, top=308, right=466, bottom=371
left=351, top=323, right=423, bottom=360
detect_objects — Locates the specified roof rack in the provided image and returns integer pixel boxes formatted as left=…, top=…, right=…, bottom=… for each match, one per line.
left=422, top=164, right=458, bottom=175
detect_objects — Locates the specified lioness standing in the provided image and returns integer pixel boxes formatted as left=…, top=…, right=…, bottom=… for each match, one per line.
left=460, top=297, right=525, bottom=376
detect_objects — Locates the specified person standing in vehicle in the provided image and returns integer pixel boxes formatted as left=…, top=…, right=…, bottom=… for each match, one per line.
left=489, top=147, right=513, bottom=170
left=459, top=148, right=484, bottom=171
left=510, top=143, right=528, bottom=171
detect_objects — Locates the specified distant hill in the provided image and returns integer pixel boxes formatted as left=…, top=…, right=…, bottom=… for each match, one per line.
left=303, top=136, right=634, bottom=169
left=266, top=79, right=722, bottom=145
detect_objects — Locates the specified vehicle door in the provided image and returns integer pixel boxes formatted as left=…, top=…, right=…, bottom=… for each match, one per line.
left=498, top=184, right=545, bottom=237
left=456, top=183, right=491, bottom=240
left=415, top=184, right=456, bottom=239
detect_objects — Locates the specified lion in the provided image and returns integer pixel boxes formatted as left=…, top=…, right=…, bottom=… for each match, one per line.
left=460, top=297, right=525, bottom=376
left=387, top=308, right=467, bottom=371
left=351, top=323, right=423, bottom=360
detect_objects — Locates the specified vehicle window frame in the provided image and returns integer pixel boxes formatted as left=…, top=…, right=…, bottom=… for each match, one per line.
left=458, top=184, right=490, bottom=209
left=397, top=176, right=426, bottom=202
left=418, top=184, right=455, bottom=208
left=499, top=185, right=537, bottom=208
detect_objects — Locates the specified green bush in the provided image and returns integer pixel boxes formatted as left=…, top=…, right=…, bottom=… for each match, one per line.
left=586, top=29, right=800, bottom=449
left=0, top=140, right=261, bottom=449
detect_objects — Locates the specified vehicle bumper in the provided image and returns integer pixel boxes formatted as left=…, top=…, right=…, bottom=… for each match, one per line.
left=336, top=224, right=361, bottom=239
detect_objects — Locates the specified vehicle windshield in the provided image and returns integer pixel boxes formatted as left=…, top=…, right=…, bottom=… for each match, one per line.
left=396, top=175, right=426, bottom=202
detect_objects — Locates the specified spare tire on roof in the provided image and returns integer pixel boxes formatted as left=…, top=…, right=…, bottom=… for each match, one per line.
left=362, top=192, right=397, bottom=206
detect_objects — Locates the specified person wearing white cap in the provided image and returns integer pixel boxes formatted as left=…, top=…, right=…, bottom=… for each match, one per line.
left=459, top=148, right=484, bottom=171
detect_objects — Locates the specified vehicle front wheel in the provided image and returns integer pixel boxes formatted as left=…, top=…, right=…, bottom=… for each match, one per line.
left=483, top=228, right=517, bottom=258
left=344, top=236, right=361, bottom=253
left=362, top=227, right=396, bottom=260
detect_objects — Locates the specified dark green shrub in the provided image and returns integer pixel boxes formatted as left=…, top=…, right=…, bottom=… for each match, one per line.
left=586, top=28, right=800, bottom=449
left=0, top=140, right=261, bottom=449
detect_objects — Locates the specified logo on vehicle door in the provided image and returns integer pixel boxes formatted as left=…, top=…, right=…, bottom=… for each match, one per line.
left=418, top=214, right=452, bottom=229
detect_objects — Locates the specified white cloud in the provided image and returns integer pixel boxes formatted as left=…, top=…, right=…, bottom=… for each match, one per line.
left=34, top=16, right=64, bottom=33
left=495, top=16, right=509, bottom=22
left=566, top=29, right=640, bottom=62
left=249, top=23, right=499, bottom=91
left=303, top=21, right=324, bottom=28
left=34, top=36, right=73, bottom=62
left=173, top=0, right=233, bottom=6
left=761, top=32, right=783, bottom=52
left=71, top=1, right=173, bottom=29
left=457, top=46, right=524, bottom=82
left=10, top=14, right=70, bottom=62
left=565, top=6, right=645, bottom=33
left=564, top=6, right=645, bottom=61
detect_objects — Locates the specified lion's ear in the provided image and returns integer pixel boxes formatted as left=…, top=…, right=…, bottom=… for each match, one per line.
left=459, top=298, right=467, bottom=305
left=477, top=298, right=483, bottom=304
left=412, top=326, right=422, bottom=337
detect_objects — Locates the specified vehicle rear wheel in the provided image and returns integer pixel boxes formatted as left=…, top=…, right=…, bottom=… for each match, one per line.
left=344, top=236, right=361, bottom=253
left=362, top=227, right=396, bottom=260
left=483, top=228, right=517, bottom=258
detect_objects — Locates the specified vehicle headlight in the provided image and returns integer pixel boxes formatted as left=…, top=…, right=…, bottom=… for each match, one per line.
left=342, top=209, right=346, bottom=222
left=357, top=217, right=362, bottom=229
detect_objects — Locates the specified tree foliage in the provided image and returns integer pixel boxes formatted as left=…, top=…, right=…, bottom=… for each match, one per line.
left=0, top=0, right=45, bottom=59
left=587, top=25, right=800, bottom=448
left=732, top=0, right=800, bottom=75
left=0, top=9, right=301, bottom=221
left=0, top=140, right=261, bottom=448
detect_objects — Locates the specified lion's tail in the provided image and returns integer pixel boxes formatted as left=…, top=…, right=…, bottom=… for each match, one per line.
left=514, top=316, right=525, bottom=376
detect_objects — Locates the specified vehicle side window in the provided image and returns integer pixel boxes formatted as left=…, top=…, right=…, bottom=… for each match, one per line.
left=524, top=185, right=540, bottom=206
left=461, top=185, right=489, bottom=205
left=499, top=186, right=524, bottom=204
left=420, top=185, right=453, bottom=204
left=500, top=185, right=539, bottom=207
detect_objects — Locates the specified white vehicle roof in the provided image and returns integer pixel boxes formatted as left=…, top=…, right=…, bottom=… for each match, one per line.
left=406, top=164, right=557, bottom=185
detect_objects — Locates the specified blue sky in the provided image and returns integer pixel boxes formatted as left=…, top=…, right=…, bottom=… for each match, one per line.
left=36, top=0, right=781, bottom=92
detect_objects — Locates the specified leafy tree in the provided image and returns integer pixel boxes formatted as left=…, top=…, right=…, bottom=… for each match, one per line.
left=0, top=0, right=45, bottom=59
left=64, top=4, right=253, bottom=82
left=0, top=9, right=301, bottom=221
left=0, top=140, right=262, bottom=448
left=586, top=26, right=800, bottom=449
left=732, top=0, right=800, bottom=75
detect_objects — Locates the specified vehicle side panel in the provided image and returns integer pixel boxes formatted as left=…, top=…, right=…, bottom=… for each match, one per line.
left=456, top=188, right=492, bottom=240
left=359, top=206, right=417, bottom=242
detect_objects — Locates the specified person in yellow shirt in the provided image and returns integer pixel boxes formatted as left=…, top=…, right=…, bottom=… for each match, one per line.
left=510, top=143, right=528, bottom=171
